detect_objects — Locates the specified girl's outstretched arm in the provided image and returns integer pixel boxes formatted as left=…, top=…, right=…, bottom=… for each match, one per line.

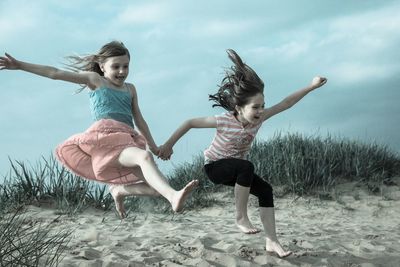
left=129, top=84, right=160, bottom=155
left=261, top=76, right=327, bottom=121
left=0, top=53, right=101, bottom=89
left=159, top=116, right=217, bottom=160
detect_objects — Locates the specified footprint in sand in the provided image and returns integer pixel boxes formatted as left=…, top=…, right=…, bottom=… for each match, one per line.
left=237, top=245, right=259, bottom=261
left=76, top=248, right=102, bottom=260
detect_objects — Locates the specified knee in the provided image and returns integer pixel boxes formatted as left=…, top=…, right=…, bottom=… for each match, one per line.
left=236, top=160, right=255, bottom=187
left=264, top=182, right=273, bottom=194
left=259, top=184, right=274, bottom=207
left=241, top=160, right=255, bottom=173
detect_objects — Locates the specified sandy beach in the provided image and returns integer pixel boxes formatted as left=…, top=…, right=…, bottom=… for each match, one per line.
left=19, top=178, right=400, bottom=267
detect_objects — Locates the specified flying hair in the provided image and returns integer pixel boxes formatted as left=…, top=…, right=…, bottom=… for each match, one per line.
left=209, top=49, right=264, bottom=113
left=64, top=41, right=130, bottom=93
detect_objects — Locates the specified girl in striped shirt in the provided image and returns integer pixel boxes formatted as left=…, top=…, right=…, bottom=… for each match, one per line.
left=159, top=49, right=327, bottom=257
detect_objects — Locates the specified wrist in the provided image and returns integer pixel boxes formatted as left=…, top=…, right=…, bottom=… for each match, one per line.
left=164, top=140, right=174, bottom=148
left=306, top=85, right=316, bottom=91
left=15, top=60, right=23, bottom=70
left=148, top=144, right=157, bottom=150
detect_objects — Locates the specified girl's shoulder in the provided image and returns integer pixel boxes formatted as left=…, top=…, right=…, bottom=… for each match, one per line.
left=214, top=111, right=235, bottom=127
left=125, top=82, right=136, bottom=90
left=124, top=82, right=137, bottom=96
left=216, top=111, right=234, bottom=119
left=90, top=76, right=110, bottom=90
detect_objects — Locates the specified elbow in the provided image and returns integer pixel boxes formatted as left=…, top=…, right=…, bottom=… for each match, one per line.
left=185, top=119, right=196, bottom=129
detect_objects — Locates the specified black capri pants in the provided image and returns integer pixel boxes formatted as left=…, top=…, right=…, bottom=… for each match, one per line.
left=204, top=158, right=274, bottom=207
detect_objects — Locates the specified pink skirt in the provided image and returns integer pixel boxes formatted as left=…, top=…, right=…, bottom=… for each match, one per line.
left=55, top=119, right=147, bottom=185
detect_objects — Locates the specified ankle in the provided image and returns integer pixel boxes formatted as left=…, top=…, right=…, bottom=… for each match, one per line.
left=236, top=213, right=249, bottom=222
left=266, top=236, right=279, bottom=243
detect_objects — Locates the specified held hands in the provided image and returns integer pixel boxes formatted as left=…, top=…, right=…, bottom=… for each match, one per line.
left=149, top=145, right=160, bottom=157
left=149, top=143, right=173, bottom=160
left=0, top=53, right=19, bottom=70
left=310, top=76, right=327, bottom=89
left=158, top=144, right=173, bottom=161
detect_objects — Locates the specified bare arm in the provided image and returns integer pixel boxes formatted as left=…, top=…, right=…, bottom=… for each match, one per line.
left=262, top=76, right=327, bottom=121
left=0, top=53, right=101, bottom=89
left=159, top=116, right=216, bottom=160
left=129, top=84, right=159, bottom=154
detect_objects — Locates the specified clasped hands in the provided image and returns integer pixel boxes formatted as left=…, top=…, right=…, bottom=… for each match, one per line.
left=149, top=144, right=173, bottom=161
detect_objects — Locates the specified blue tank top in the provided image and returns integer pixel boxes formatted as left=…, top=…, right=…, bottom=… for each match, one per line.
left=89, top=85, right=134, bottom=128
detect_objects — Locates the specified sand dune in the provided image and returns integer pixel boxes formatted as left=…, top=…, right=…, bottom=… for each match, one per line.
left=21, top=179, right=400, bottom=266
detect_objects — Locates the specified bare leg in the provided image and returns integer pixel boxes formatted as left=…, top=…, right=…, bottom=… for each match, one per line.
left=235, top=184, right=260, bottom=234
left=118, top=147, right=198, bottom=213
left=109, top=181, right=160, bottom=218
left=260, top=207, right=292, bottom=257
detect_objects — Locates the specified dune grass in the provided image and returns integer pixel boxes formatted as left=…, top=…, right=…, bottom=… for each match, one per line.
left=0, top=156, right=113, bottom=215
left=1, top=132, right=399, bottom=215
left=249, top=133, right=400, bottom=195
left=1, top=132, right=398, bottom=266
left=1, top=132, right=399, bottom=265
left=0, top=209, right=72, bottom=266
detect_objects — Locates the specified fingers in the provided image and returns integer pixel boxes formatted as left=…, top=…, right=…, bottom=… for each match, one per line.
left=0, top=57, right=6, bottom=70
left=158, top=148, right=173, bottom=161
left=312, top=76, right=328, bottom=88
left=0, top=55, right=7, bottom=64
left=1, top=53, right=13, bottom=61
left=4, top=53, right=15, bottom=61
left=0, top=53, right=15, bottom=70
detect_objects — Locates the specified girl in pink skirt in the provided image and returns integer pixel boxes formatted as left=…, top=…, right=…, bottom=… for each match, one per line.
left=0, top=41, right=198, bottom=218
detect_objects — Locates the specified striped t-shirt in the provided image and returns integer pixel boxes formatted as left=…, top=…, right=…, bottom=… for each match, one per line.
left=204, top=112, right=263, bottom=163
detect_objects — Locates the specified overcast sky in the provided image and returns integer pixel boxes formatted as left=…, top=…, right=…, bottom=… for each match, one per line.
left=1, top=0, right=399, bottom=179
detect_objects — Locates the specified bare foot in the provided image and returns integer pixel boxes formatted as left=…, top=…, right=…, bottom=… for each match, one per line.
left=109, top=185, right=127, bottom=219
left=266, top=238, right=292, bottom=258
left=171, top=180, right=199, bottom=212
left=236, top=219, right=261, bottom=234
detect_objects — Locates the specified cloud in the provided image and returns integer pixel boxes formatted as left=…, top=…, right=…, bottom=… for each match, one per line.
left=318, top=2, right=400, bottom=51
left=0, top=2, right=41, bottom=43
left=117, top=2, right=171, bottom=24
left=314, top=3, right=400, bottom=85
left=329, top=62, right=400, bottom=85
left=247, top=41, right=310, bottom=61
left=189, top=19, right=257, bottom=38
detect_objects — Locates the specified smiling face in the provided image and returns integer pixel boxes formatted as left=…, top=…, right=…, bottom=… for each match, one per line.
left=235, top=93, right=265, bottom=125
left=100, top=54, right=130, bottom=87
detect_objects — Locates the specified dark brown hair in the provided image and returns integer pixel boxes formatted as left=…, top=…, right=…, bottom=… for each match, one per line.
left=209, top=49, right=264, bottom=113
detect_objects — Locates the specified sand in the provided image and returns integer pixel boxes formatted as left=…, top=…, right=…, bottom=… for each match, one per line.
left=19, top=178, right=400, bottom=266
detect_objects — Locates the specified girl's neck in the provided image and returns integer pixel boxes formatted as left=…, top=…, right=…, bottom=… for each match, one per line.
left=102, top=78, right=125, bottom=90
left=234, top=113, right=249, bottom=128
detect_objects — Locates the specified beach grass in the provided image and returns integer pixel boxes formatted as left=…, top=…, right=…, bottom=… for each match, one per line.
left=1, top=132, right=399, bottom=265
left=0, top=208, right=72, bottom=266
left=1, top=132, right=399, bottom=266
left=1, top=132, right=399, bottom=215
left=249, top=133, right=400, bottom=195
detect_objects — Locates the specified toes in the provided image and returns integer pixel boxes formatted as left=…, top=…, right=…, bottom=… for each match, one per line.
left=249, top=228, right=260, bottom=234
left=281, top=251, right=292, bottom=258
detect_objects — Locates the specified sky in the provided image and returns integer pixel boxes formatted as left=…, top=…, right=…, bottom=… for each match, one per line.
left=1, top=0, right=399, bottom=179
